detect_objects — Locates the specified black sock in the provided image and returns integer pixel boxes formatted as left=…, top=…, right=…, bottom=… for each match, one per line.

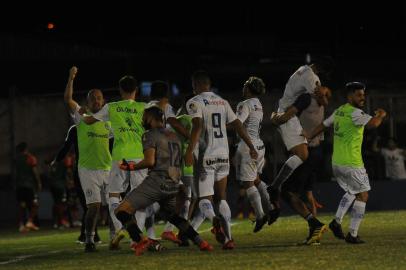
left=168, top=214, right=202, bottom=245
left=127, top=223, right=142, bottom=243
left=305, top=213, right=323, bottom=227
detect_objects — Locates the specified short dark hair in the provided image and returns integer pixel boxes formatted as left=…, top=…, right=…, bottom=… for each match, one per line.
left=191, top=70, right=211, bottom=85
left=345, top=81, right=366, bottom=95
left=311, top=55, right=335, bottom=76
left=16, top=142, right=28, bottom=153
left=119, top=75, right=138, bottom=93
left=150, top=80, right=169, bottom=100
left=244, top=76, right=266, bottom=95
left=144, top=106, right=164, bottom=123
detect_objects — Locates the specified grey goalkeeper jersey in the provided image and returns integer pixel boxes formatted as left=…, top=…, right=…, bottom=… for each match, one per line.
left=142, top=127, right=182, bottom=183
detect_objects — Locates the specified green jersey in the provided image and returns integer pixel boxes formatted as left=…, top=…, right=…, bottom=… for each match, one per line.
left=323, top=103, right=372, bottom=168
left=77, top=120, right=112, bottom=170
left=94, top=100, right=145, bottom=161
left=174, top=114, right=193, bottom=176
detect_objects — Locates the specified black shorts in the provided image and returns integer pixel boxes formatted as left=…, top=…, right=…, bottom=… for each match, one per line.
left=16, top=187, right=38, bottom=205
left=282, top=146, right=323, bottom=194
left=125, top=175, right=178, bottom=215
left=50, top=187, right=67, bottom=203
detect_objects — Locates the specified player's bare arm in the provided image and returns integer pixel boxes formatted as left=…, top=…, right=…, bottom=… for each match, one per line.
left=229, top=119, right=258, bottom=160
left=64, top=66, right=80, bottom=112
left=308, top=123, right=328, bottom=140
left=366, top=108, right=387, bottom=129
left=167, top=117, right=190, bottom=139
left=185, top=117, right=202, bottom=166
left=314, top=86, right=331, bottom=106
left=270, top=106, right=299, bottom=126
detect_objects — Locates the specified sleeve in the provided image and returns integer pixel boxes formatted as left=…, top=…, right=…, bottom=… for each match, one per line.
left=26, top=154, right=37, bottom=167
left=55, top=125, right=77, bottom=162
left=70, top=104, right=82, bottom=124
left=92, top=104, right=110, bottom=122
left=351, top=109, right=372, bottom=126
left=186, top=99, right=203, bottom=119
left=323, top=111, right=335, bottom=127
left=236, top=102, right=249, bottom=123
left=301, top=68, right=320, bottom=94
left=142, top=131, right=156, bottom=152
left=225, top=101, right=237, bottom=124
left=165, top=104, right=176, bottom=119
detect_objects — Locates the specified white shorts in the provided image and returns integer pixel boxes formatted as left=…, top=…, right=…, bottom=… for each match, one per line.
left=107, top=159, right=148, bottom=194
left=78, top=167, right=109, bottom=205
left=196, top=156, right=229, bottom=198
left=234, top=142, right=265, bottom=182
left=278, top=115, right=307, bottom=151
left=333, top=165, right=371, bottom=195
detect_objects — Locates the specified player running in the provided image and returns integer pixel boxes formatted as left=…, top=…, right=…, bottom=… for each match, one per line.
left=309, top=82, right=386, bottom=244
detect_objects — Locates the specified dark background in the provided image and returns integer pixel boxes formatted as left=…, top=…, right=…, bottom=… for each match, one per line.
left=2, top=2, right=406, bottom=96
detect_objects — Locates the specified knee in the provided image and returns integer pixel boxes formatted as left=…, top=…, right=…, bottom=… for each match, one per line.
left=356, top=192, right=368, bottom=202
left=292, top=145, right=309, bottom=161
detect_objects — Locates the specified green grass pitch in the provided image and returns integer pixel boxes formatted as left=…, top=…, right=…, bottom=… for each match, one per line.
left=1, top=211, right=406, bottom=270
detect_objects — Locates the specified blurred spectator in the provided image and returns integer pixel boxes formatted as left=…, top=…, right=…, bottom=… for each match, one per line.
left=373, top=137, right=406, bottom=180
left=48, top=156, right=71, bottom=229
left=15, top=142, right=42, bottom=232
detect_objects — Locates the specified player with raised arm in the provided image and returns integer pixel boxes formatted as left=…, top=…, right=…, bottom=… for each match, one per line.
left=185, top=71, right=257, bottom=249
left=309, top=82, right=386, bottom=244
left=63, top=66, right=112, bottom=252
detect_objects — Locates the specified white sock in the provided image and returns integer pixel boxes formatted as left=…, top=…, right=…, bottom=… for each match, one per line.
left=146, top=215, right=156, bottom=239
left=108, top=197, right=122, bottom=232
left=257, top=181, right=273, bottom=212
left=135, top=210, right=146, bottom=231
left=181, top=200, right=191, bottom=220
left=218, top=200, right=232, bottom=242
left=271, top=155, right=303, bottom=190
left=350, top=200, right=366, bottom=237
left=335, top=192, right=356, bottom=224
left=191, top=208, right=206, bottom=231
left=246, top=186, right=264, bottom=219
left=198, top=199, right=216, bottom=222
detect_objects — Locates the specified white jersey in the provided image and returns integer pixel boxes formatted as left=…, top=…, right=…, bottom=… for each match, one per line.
left=381, top=148, right=406, bottom=180
left=236, top=97, right=263, bottom=143
left=299, top=96, right=324, bottom=147
left=278, top=65, right=320, bottom=112
left=186, top=92, right=237, bottom=158
left=147, top=100, right=176, bottom=120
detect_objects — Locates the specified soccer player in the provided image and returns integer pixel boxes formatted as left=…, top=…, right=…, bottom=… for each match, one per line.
left=15, top=142, right=42, bottom=232
left=233, top=76, right=273, bottom=232
left=309, top=82, right=386, bottom=244
left=185, top=71, right=258, bottom=249
left=115, top=106, right=213, bottom=255
left=281, top=86, right=331, bottom=244
left=82, top=75, right=147, bottom=250
left=64, top=66, right=113, bottom=252
left=146, top=80, right=191, bottom=243
left=267, top=61, right=331, bottom=226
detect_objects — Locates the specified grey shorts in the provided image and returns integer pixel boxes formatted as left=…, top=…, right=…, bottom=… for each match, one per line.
left=124, top=175, right=179, bottom=214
